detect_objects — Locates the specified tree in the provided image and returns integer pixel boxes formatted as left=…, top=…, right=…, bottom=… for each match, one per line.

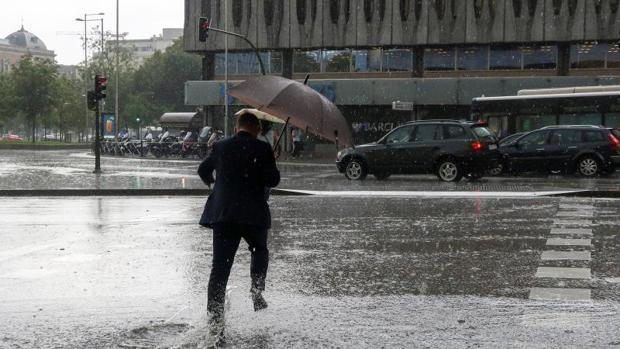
left=0, top=74, right=17, bottom=134
left=11, top=56, right=58, bottom=142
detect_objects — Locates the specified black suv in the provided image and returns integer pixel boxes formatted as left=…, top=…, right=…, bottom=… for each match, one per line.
left=497, top=125, right=620, bottom=176
left=336, top=120, right=499, bottom=182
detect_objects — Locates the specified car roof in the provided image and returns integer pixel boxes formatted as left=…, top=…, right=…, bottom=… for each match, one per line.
left=402, top=119, right=478, bottom=126
left=540, top=125, right=605, bottom=130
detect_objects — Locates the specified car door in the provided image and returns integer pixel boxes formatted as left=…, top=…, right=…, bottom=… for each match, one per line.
left=409, top=124, right=444, bottom=172
left=546, top=129, right=581, bottom=172
left=370, top=125, right=416, bottom=173
left=510, top=130, right=551, bottom=172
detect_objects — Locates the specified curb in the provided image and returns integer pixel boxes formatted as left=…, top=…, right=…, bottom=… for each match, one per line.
left=0, top=188, right=312, bottom=197
left=0, top=144, right=91, bottom=150
left=546, top=190, right=620, bottom=198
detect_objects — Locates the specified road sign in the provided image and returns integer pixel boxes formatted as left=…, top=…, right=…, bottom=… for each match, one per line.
left=392, top=101, right=414, bottom=111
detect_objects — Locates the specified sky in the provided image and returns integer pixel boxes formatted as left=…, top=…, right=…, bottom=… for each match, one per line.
left=0, top=0, right=184, bottom=65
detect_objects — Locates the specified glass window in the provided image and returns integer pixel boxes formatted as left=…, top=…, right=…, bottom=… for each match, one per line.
left=522, top=45, right=557, bottom=69
left=605, top=113, right=620, bottom=127
left=294, top=50, right=321, bottom=73
left=236, top=52, right=261, bottom=74
left=269, top=51, right=283, bottom=73
left=457, top=46, right=489, bottom=70
left=517, top=114, right=557, bottom=131
left=424, top=47, right=455, bottom=71
left=549, top=130, right=581, bottom=145
left=490, top=46, right=522, bottom=70
left=444, top=125, right=468, bottom=140
left=518, top=131, right=550, bottom=146
left=385, top=125, right=415, bottom=144
left=352, top=49, right=381, bottom=72
left=323, top=50, right=352, bottom=72
left=607, top=43, right=620, bottom=68
left=559, top=113, right=602, bottom=126
left=582, top=130, right=605, bottom=142
left=383, top=49, right=413, bottom=72
left=413, top=125, right=443, bottom=142
left=570, top=43, right=607, bottom=69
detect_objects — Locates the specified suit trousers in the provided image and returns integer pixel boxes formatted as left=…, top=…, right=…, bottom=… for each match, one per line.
left=207, top=222, right=269, bottom=317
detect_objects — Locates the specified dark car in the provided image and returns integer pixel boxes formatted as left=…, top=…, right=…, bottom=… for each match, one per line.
left=336, top=120, right=499, bottom=182
left=498, top=125, right=620, bottom=177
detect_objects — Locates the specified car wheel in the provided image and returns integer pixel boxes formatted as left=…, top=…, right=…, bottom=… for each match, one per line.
left=577, top=156, right=600, bottom=177
left=345, top=159, right=367, bottom=180
left=152, top=148, right=163, bottom=158
left=437, top=159, right=463, bottom=182
left=374, top=173, right=391, bottom=181
left=487, top=163, right=504, bottom=176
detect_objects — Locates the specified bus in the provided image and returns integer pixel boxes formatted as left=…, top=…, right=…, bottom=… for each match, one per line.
left=471, top=85, right=620, bottom=138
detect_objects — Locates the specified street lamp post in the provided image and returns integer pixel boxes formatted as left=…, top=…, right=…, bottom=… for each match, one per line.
left=76, top=12, right=104, bottom=143
left=136, top=117, right=142, bottom=157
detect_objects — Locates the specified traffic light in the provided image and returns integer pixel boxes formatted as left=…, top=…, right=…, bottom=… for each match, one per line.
left=87, top=90, right=97, bottom=111
left=94, top=75, right=108, bottom=101
left=199, top=17, right=210, bottom=42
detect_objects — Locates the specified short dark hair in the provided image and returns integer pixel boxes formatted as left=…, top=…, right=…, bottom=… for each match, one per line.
left=237, top=112, right=260, bottom=129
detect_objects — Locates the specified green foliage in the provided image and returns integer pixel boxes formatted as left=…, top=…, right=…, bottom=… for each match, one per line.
left=11, top=56, right=58, bottom=142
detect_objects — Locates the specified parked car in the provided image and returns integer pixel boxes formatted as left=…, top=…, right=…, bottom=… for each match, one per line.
left=336, top=120, right=499, bottom=182
left=487, top=132, right=528, bottom=175
left=497, top=125, right=620, bottom=177
left=1, top=134, right=24, bottom=141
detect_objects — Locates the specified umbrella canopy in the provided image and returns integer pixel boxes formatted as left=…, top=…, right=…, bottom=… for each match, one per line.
left=234, top=108, right=285, bottom=124
left=228, top=75, right=352, bottom=147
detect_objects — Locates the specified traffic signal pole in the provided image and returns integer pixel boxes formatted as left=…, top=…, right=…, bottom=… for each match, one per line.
left=94, top=96, right=101, bottom=174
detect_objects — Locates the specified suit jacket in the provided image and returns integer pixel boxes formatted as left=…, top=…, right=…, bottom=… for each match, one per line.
left=198, top=131, right=280, bottom=229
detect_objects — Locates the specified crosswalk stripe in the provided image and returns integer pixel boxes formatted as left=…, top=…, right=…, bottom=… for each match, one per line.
left=535, top=267, right=591, bottom=279
left=529, top=287, right=591, bottom=301
left=553, top=219, right=593, bottom=226
left=550, top=228, right=593, bottom=236
left=546, top=238, right=591, bottom=246
left=541, top=251, right=591, bottom=261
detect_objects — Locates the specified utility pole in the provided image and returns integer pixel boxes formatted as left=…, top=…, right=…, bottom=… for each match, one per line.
left=115, top=0, right=120, bottom=138
left=224, top=0, right=229, bottom=137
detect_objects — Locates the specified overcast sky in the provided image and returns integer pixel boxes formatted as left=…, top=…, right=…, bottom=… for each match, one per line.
left=0, top=0, right=184, bottom=65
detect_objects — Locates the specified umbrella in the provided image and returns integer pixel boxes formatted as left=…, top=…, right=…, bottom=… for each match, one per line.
left=234, top=108, right=286, bottom=124
left=227, top=75, right=353, bottom=147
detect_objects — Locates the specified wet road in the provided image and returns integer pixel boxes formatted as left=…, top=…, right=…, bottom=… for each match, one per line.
left=1, top=195, right=619, bottom=348
left=0, top=149, right=619, bottom=192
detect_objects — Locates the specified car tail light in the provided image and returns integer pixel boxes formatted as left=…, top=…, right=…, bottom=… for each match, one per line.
left=471, top=140, right=484, bottom=152
left=609, top=132, right=620, bottom=152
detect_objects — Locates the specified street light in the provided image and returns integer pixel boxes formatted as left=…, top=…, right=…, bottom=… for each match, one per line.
left=136, top=117, right=143, bottom=157
left=76, top=12, right=104, bottom=143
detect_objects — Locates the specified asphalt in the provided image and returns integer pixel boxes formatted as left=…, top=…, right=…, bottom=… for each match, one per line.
left=1, top=196, right=619, bottom=348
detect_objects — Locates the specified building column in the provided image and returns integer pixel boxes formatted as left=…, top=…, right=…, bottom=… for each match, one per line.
left=412, top=47, right=424, bottom=78
left=202, top=52, right=216, bottom=126
left=557, top=43, right=570, bottom=76
left=282, top=49, right=293, bottom=79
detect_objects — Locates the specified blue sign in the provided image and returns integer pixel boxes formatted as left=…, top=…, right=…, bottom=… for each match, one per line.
left=102, top=114, right=116, bottom=138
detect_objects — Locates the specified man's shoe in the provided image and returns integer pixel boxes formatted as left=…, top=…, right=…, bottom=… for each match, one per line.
left=206, top=312, right=225, bottom=347
left=251, top=290, right=268, bottom=311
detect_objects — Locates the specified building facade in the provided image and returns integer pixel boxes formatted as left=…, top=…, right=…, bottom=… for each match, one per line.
left=0, top=26, right=55, bottom=73
left=114, top=28, right=184, bottom=66
left=184, top=0, right=620, bottom=142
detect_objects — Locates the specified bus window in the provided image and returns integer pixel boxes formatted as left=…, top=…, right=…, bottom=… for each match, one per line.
left=486, top=114, right=509, bottom=138
left=605, top=113, right=620, bottom=128
left=516, top=114, right=556, bottom=131
left=559, top=113, right=602, bottom=126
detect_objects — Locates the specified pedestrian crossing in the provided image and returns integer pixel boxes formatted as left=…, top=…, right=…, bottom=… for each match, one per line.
left=529, top=199, right=595, bottom=301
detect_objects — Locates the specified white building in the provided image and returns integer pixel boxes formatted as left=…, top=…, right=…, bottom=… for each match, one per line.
left=115, top=28, right=183, bottom=66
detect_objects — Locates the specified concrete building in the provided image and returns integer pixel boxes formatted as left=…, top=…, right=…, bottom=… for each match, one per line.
left=115, top=28, right=183, bottom=66
left=0, top=26, right=55, bottom=73
left=184, top=0, right=620, bottom=143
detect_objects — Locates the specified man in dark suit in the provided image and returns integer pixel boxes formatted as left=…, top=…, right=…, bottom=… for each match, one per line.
left=198, top=113, right=280, bottom=331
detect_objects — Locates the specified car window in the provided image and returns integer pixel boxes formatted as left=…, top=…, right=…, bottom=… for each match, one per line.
left=385, top=125, right=414, bottom=144
left=472, top=126, right=493, bottom=138
left=444, top=125, right=468, bottom=140
left=413, top=125, right=442, bottom=142
left=582, top=130, right=604, bottom=142
left=549, top=130, right=580, bottom=145
left=518, top=131, right=549, bottom=146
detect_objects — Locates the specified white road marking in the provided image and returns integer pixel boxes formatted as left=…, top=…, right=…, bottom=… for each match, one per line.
left=529, top=287, right=591, bottom=301
left=553, top=219, right=593, bottom=226
left=546, top=238, right=592, bottom=246
left=280, top=189, right=585, bottom=198
left=541, top=251, right=591, bottom=261
left=535, top=267, right=591, bottom=279
left=550, top=228, right=593, bottom=236
left=555, top=211, right=594, bottom=218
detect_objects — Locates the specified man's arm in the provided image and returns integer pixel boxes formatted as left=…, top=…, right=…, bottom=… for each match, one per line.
left=198, top=144, right=217, bottom=185
left=261, top=142, right=280, bottom=188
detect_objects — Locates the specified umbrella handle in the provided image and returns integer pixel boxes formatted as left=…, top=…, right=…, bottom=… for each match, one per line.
left=273, top=117, right=290, bottom=157
left=303, top=74, right=310, bottom=85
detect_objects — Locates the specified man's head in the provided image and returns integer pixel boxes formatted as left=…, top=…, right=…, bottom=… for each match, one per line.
left=236, top=113, right=261, bottom=138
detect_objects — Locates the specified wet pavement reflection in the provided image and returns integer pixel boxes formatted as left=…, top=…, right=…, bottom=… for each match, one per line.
left=0, top=150, right=619, bottom=192
left=1, top=196, right=619, bottom=347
